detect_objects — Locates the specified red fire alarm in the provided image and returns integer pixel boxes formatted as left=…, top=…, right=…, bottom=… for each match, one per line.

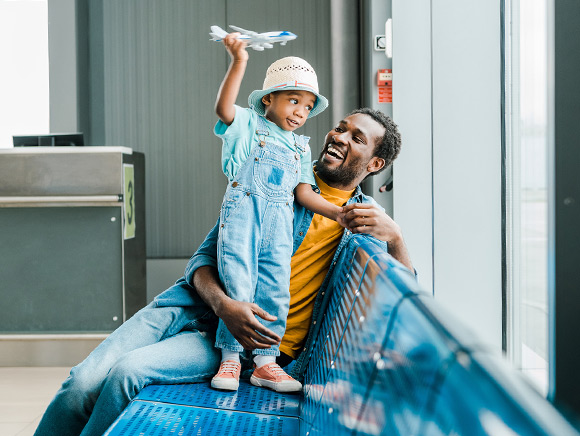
left=377, top=69, right=392, bottom=103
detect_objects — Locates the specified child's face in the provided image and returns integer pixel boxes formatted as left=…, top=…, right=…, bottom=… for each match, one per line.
left=262, top=90, right=317, bottom=131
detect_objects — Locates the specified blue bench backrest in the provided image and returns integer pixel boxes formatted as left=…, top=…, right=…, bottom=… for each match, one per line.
left=301, top=235, right=578, bottom=436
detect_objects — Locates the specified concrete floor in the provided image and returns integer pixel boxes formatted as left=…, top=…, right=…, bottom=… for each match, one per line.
left=0, top=367, right=70, bottom=436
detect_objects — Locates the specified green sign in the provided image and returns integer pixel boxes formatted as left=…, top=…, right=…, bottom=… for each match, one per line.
left=123, top=164, right=136, bottom=239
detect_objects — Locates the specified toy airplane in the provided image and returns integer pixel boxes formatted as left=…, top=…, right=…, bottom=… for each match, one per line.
left=210, top=25, right=297, bottom=51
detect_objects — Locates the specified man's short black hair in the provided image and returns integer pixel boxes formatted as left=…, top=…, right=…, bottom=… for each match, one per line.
left=347, top=108, right=402, bottom=175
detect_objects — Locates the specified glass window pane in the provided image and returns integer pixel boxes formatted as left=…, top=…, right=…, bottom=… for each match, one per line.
left=506, top=0, right=549, bottom=395
left=0, top=0, right=49, bottom=148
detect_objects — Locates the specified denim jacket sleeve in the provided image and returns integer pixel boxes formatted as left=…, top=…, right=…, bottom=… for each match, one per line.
left=183, top=219, right=220, bottom=286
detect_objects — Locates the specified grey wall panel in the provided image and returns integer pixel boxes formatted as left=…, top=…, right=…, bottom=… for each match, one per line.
left=101, top=0, right=332, bottom=258
left=392, top=0, right=433, bottom=293
left=103, top=0, right=228, bottom=257
left=430, top=0, right=502, bottom=350
left=391, top=0, right=502, bottom=351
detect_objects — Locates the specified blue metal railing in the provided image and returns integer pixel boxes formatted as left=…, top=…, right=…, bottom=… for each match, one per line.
left=301, top=235, right=578, bottom=436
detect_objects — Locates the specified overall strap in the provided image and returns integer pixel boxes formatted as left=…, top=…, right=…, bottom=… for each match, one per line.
left=255, top=115, right=270, bottom=136
left=293, top=134, right=310, bottom=155
left=255, top=115, right=270, bottom=147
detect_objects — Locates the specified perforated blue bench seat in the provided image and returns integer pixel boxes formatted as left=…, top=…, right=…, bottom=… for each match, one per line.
left=105, top=381, right=300, bottom=435
left=104, top=236, right=579, bottom=436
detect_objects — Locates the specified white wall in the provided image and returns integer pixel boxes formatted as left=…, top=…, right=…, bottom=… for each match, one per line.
left=392, top=0, right=433, bottom=293
left=393, top=0, right=503, bottom=351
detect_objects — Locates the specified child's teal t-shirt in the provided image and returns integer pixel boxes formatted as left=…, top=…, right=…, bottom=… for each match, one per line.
left=214, top=105, right=315, bottom=184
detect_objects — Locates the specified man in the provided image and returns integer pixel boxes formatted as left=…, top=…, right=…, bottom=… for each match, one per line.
left=35, top=108, right=413, bottom=436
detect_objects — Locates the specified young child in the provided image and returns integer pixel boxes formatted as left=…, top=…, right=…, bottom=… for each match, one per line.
left=211, top=33, right=344, bottom=393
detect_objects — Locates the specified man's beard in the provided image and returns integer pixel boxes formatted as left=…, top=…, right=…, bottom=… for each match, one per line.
left=315, top=153, right=365, bottom=187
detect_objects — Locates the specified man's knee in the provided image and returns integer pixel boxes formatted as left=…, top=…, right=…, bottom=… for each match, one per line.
left=57, top=366, right=102, bottom=411
left=127, top=303, right=190, bottom=338
left=106, top=352, right=150, bottom=399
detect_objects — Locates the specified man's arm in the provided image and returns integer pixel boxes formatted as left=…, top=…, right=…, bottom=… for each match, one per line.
left=186, top=221, right=281, bottom=350
left=341, top=202, right=414, bottom=271
left=193, top=266, right=281, bottom=350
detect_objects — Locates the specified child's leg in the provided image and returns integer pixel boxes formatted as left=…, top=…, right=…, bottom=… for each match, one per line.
left=252, top=201, right=294, bottom=354
left=254, top=354, right=276, bottom=367
left=215, top=189, right=259, bottom=354
left=249, top=201, right=301, bottom=392
left=212, top=190, right=260, bottom=390
left=221, top=349, right=240, bottom=362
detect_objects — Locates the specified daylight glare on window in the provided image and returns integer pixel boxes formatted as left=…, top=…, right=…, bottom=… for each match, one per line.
left=0, top=0, right=49, bottom=148
left=506, top=0, right=549, bottom=395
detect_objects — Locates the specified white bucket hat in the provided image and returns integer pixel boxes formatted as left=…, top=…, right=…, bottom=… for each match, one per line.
left=248, top=56, right=329, bottom=118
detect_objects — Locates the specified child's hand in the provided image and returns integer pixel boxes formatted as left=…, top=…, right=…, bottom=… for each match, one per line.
left=223, top=32, right=249, bottom=62
left=336, top=207, right=350, bottom=229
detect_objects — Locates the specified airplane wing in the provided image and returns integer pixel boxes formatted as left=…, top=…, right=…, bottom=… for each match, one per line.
left=209, top=25, right=228, bottom=41
left=229, top=25, right=258, bottom=36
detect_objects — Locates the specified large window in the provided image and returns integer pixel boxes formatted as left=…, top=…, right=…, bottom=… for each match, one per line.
left=0, top=0, right=49, bottom=148
left=505, top=0, right=549, bottom=395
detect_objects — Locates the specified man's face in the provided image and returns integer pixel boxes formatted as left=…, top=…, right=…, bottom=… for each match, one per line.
left=316, top=113, right=386, bottom=189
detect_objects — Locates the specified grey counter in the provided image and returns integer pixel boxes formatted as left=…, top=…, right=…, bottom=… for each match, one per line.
left=0, top=147, right=146, bottom=334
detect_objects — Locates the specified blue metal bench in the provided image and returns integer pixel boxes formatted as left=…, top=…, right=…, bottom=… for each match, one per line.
left=104, top=236, right=579, bottom=435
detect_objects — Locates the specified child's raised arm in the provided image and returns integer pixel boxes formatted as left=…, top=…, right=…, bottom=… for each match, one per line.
left=295, top=183, right=347, bottom=227
left=215, top=33, right=249, bottom=126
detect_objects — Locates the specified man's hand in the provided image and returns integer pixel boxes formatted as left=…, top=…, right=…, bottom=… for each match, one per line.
left=341, top=202, right=399, bottom=240
left=215, top=297, right=281, bottom=350
left=341, top=203, right=414, bottom=271
left=193, top=266, right=280, bottom=350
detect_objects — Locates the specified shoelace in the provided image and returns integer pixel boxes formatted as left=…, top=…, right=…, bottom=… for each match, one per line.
left=217, top=361, right=240, bottom=376
left=264, top=363, right=290, bottom=379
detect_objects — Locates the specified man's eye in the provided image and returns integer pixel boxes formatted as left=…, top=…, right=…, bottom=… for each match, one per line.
left=354, top=136, right=364, bottom=143
left=290, top=98, right=298, bottom=104
left=306, top=105, right=312, bottom=111
left=335, top=127, right=343, bottom=132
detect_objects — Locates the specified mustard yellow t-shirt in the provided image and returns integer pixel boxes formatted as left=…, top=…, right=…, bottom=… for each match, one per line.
left=279, top=173, right=355, bottom=359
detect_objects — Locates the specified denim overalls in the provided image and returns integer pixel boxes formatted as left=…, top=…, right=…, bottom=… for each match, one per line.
left=215, top=115, right=308, bottom=356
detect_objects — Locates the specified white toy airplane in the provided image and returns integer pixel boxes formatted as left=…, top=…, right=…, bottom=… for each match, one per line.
left=210, top=25, right=297, bottom=51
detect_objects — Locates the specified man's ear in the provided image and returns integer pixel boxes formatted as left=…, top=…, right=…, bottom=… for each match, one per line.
left=262, top=93, right=272, bottom=107
left=367, top=157, right=386, bottom=175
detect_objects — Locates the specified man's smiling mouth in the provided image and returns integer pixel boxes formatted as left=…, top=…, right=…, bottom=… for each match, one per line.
left=325, top=144, right=345, bottom=160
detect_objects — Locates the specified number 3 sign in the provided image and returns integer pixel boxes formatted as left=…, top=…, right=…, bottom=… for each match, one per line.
left=123, top=164, right=136, bottom=240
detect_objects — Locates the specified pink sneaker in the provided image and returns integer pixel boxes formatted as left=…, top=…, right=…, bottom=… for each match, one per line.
left=211, top=360, right=241, bottom=391
left=250, top=362, right=302, bottom=393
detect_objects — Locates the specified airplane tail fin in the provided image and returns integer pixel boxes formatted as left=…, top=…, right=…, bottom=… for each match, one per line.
left=209, top=25, right=227, bottom=42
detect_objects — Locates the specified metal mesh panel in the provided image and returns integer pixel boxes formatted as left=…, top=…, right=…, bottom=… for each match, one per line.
left=302, top=252, right=365, bottom=427
left=136, top=381, right=300, bottom=417
left=354, top=296, right=457, bottom=436
left=420, top=357, right=548, bottom=436
left=305, top=266, right=406, bottom=435
left=301, top=247, right=367, bottom=427
left=104, top=400, right=299, bottom=436
left=306, top=250, right=365, bottom=377
left=302, top=245, right=417, bottom=435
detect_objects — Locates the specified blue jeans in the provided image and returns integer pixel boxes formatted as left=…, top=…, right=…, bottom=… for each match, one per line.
left=34, top=300, right=220, bottom=436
